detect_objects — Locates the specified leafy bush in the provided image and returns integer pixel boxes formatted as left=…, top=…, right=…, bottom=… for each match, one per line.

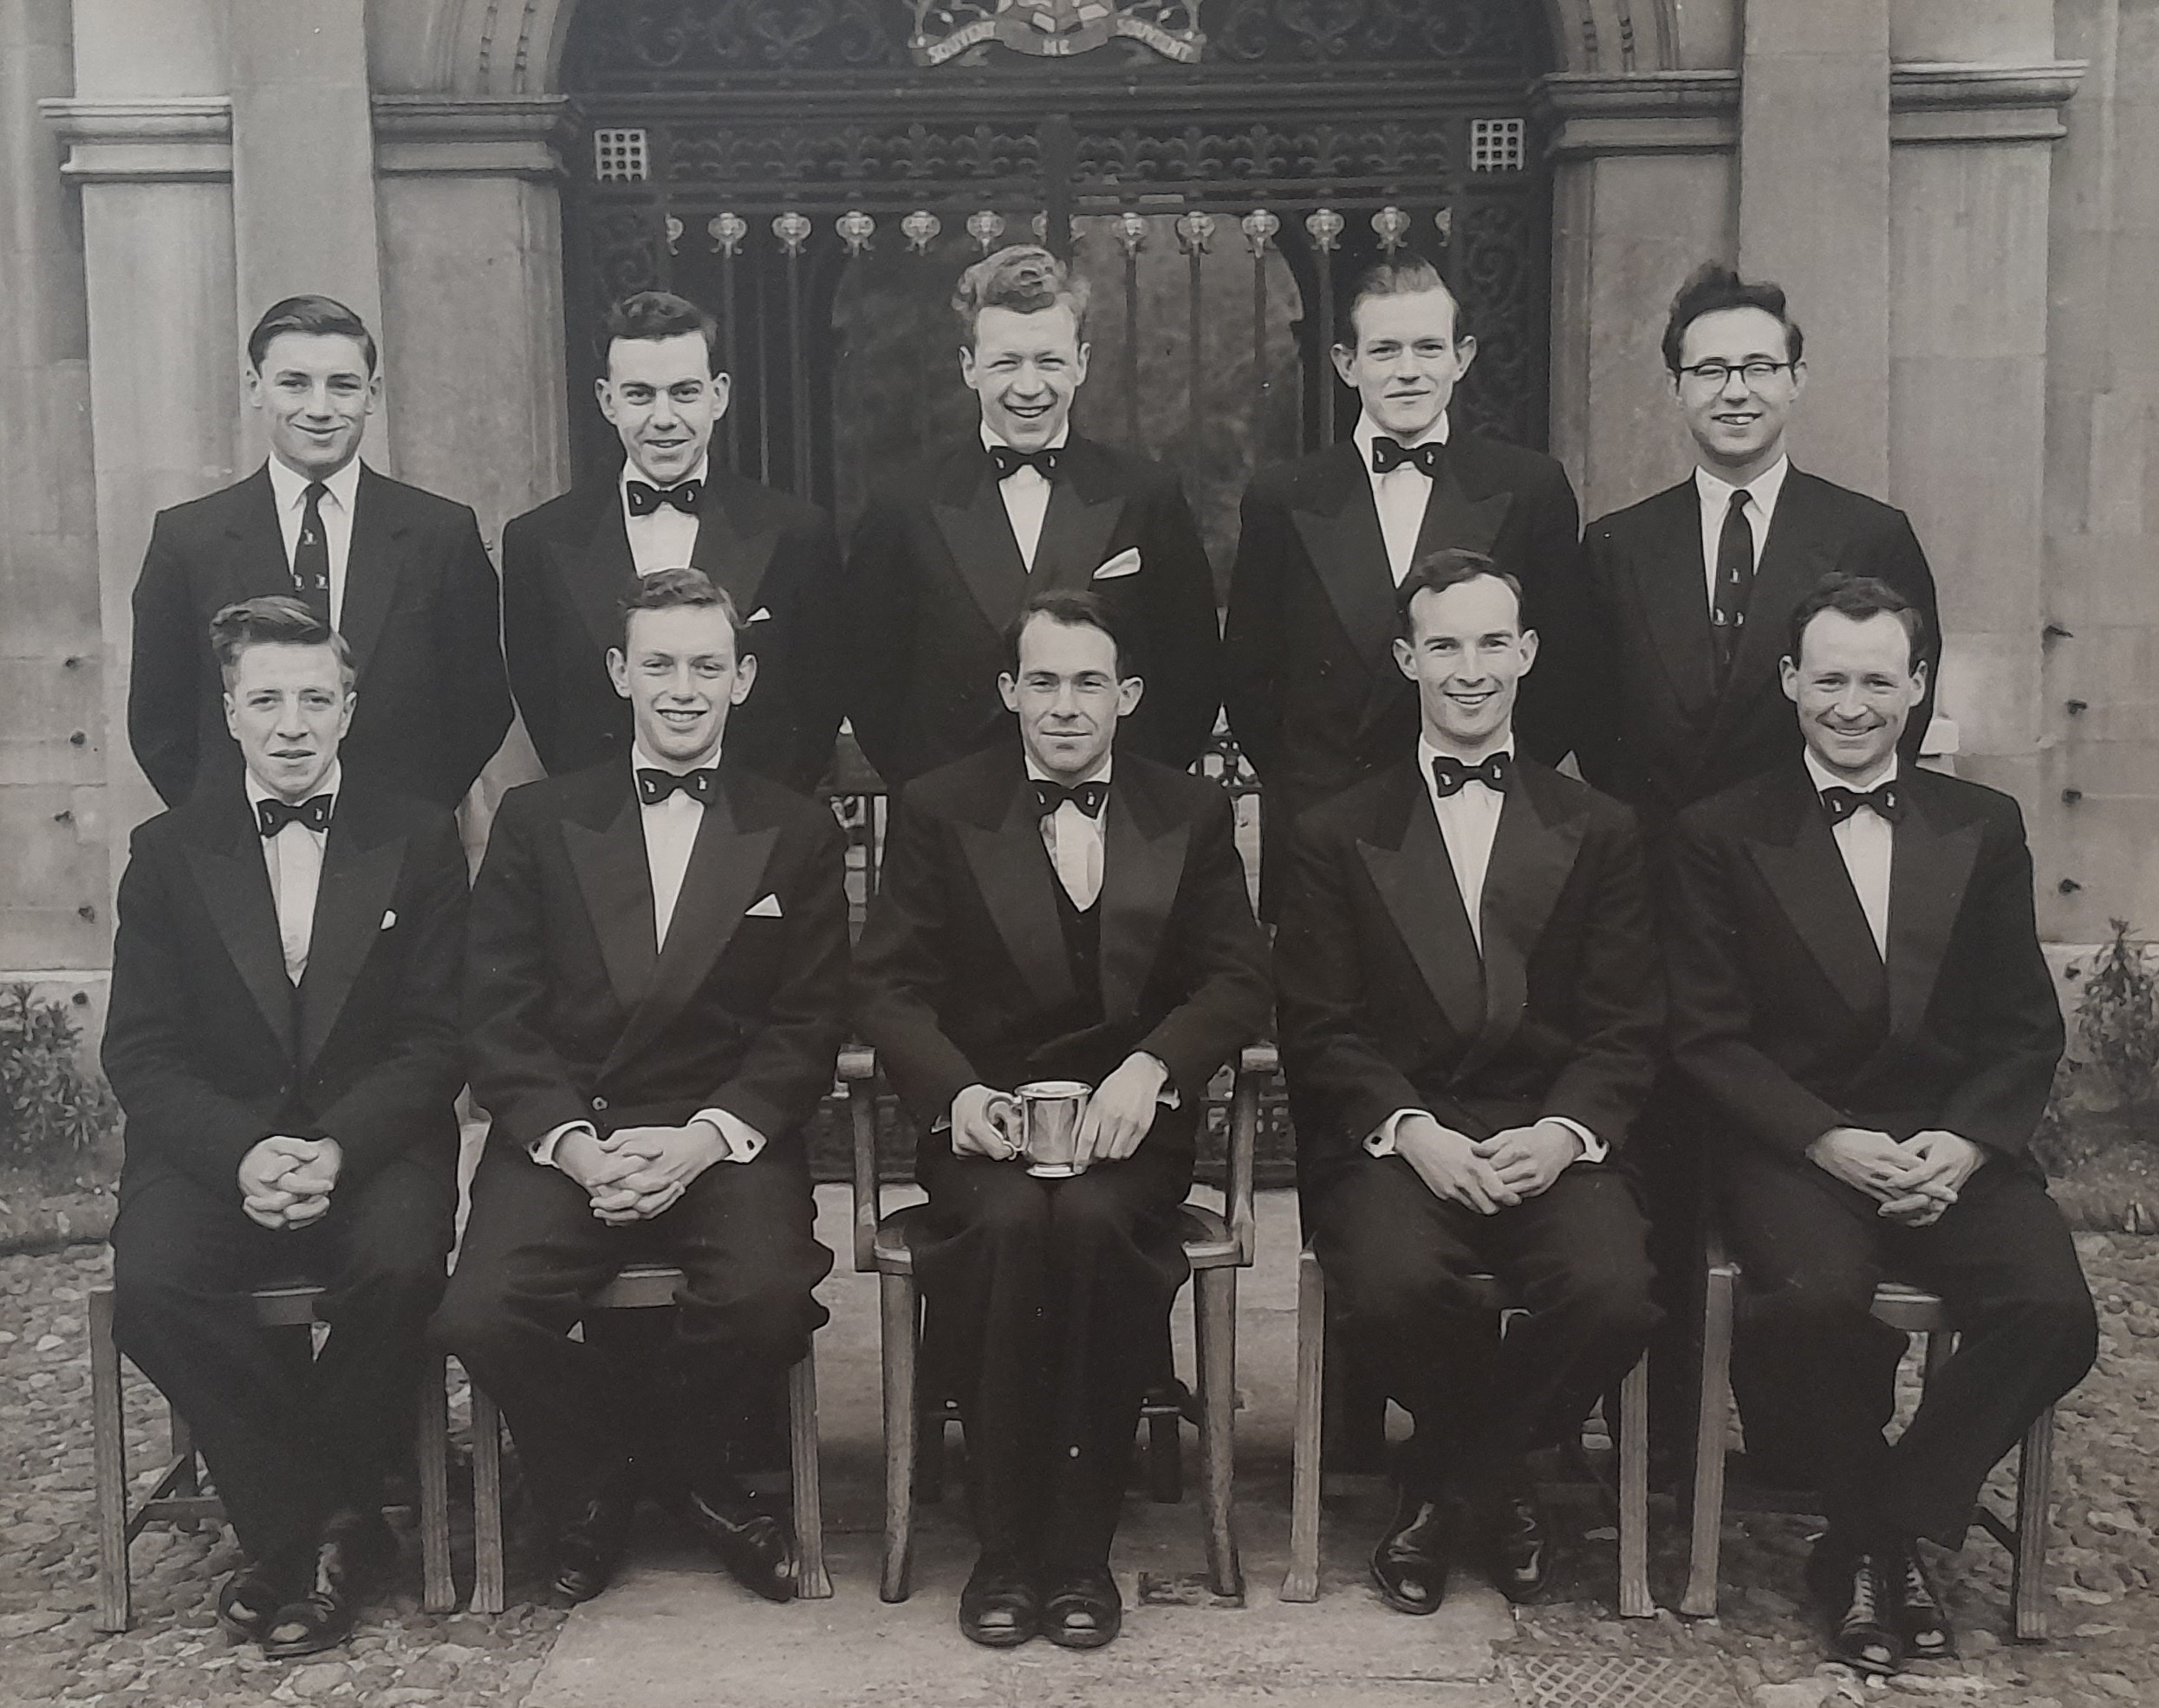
left=2072, top=920, right=2159, bottom=1113
left=0, top=984, right=117, bottom=1173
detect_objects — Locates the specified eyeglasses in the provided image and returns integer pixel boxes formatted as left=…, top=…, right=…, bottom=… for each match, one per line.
left=1675, top=360, right=1796, bottom=389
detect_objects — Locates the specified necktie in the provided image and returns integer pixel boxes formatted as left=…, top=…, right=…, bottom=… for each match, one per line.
left=1711, top=488, right=1754, bottom=675
left=637, top=767, right=719, bottom=807
left=1819, top=782, right=1904, bottom=826
left=625, top=478, right=703, bottom=518
left=989, top=444, right=1062, bottom=482
left=292, top=482, right=332, bottom=626
left=1429, top=753, right=1513, bottom=799
left=1031, top=778, right=1109, bottom=819
left=1369, top=436, right=1446, bottom=478
left=257, top=794, right=335, bottom=837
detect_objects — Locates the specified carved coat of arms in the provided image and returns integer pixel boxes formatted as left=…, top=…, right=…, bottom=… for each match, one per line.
left=908, top=0, right=1206, bottom=66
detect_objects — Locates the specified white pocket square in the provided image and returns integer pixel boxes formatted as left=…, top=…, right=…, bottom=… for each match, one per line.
left=747, top=606, right=774, bottom=622
left=380, top=910, right=397, bottom=930
left=1092, top=548, right=1143, bottom=581
left=746, top=893, right=784, bottom=918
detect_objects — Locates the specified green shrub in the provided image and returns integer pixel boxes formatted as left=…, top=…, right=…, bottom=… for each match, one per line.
left=0, top=984, right=117, bottom=1174
left=2072, top=920, right=2159, bottom=1114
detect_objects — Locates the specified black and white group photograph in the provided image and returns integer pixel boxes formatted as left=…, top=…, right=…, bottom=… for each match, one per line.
left=2, top=3, right=2156, bottom=1705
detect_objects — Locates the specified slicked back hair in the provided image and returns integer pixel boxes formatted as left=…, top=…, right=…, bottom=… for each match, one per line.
left=953, top=244, right=1090, bottom=347
left=1662, top=262, right=1805, bottom=374
left=210, top=595, right=354, bottom=689
left=1394, top=549, right=1524, bottom=640
left=603, top=290, right=724, bottom=373
left=246, top=295, right=378, bottom=375
left=1785, top=573, right=1927, bottom=671
left=1004, top=588, right=1134, bottom=681
left=1336, top=255, right=1468, bottom=349
left=616, top=565, right=745, bottom=653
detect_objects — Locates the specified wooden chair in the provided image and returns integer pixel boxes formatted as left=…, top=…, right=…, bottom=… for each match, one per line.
left=89, top=1283, right=456, bottom=1633
left=1282, top=1247, right=1654, bottom=1615
left=843, top=1041, right=1268, bottom=1603
left=462, top=1262, right=829, bottom=1614
left=1683, top=1233, right=2056, bottom=1640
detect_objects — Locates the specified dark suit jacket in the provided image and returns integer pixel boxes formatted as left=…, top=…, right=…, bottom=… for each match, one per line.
left=502, top=471, right=844, bottom=793
left=128, top=464, right=512, bottom=811
left=1274, top=755, right=1663, bottom=1203
left=1580, top=469, right=1941, bottom=832
left=1666, top=763, right=2061, bottom=1163
left=852, top=749, right=1270, bottom=1156
left=1223, top=433, right=1590, bottom=895
left=465, top=758, right=849, bottom=1156
left=842, top=435, right=1223, bottom=789
left=101, top=782, right=469, bottom=1202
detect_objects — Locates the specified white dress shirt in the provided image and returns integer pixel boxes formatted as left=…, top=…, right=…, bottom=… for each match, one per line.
left=1352, top=410, right=1450, bottom=584
left=620, top=454, right=708, bottom=576
left=1027, top=753, right=1107, bottom=912
left=266, top=456, right=361, bottom=629
left=530, top=743, right=765, bottom=1172
left=983, top=422, right=1070, bottom=572
left=1806, top=748, right=1896, bottom=961
left=245, top=762, right=340, bottom=986
left=1693, top=455, right=1790, bottom=616
left=1365, top=736, right=1605, bottom=1167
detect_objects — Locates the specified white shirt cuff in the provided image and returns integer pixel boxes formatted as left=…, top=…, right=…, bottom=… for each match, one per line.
left=1365, top=1107, right=1422, bottom=1158
left=1544, top=1115, right=1607, bottom=1166
left=692, top=1107, right=767, bottom=1163
left=530, top=1119, right=595, bottom=1170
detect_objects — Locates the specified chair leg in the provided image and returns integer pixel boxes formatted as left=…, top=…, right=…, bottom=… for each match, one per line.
left=1282, top=1249, right=1324, bottom=1603
left=1681, top=1263, right=1736, bottom=1619
left=2011, top=1406, right=2054, bottom=1643
left=1618, top=1352, right=1653, bottom=1618
left=469, top=1378, right=507, bottom=1616
left=879, top=1272, right=919, bottom=1604
left=1193, top=1266, right=1243, bottom=1601
left=91, top=1288, right=133, bottom=1634
left=418, top=1353, right=456, bottom=1614
left=788, top=1352, right=832, bottom=1600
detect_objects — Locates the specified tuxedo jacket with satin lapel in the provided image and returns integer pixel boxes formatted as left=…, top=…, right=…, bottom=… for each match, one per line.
left=465, top=757, right=848, bottom=1156
left=852, top=748, right=1271, bottom=1151
left=1223, top=433, right=1590, bottom=858
left=1667, top=763, right=2060, bottom=1164
left=127, top=465, right=512, bottom=811
left=841, top=435, right=1223, bottom=789
left=1274, top=754, right=1663, bottom=1203
left=1579, top=470, right=1941, bottom=832
left=101, top=782, right=468, bottom=1202
left=500, top=470, right=845, bottom=792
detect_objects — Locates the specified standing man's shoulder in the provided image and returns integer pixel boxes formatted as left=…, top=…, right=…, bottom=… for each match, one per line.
left=1585, top=477, right=1696, bottom=549
left=1784, top=467, right=1919, bottom=541
left=891, top=744, right=1018, bottom=823
left=721, top=760, right=844, bottom=841
left=1514, top=755, right=1639, bottom=835
left=1066, top=433, right=1179, bottom=497
left=504, top=481, right=609, bottom=548
left=704, top=464, right=832, bottom=534
left=1675, top=763, right=1805, bottom=844
left=1902, top=766, right=2030, bottom=840
left=1245, top=441, right=1357, bottom=511
left=1453, top=428, right=1570, bottom=494
left=1117, top=750, right=1234, bottom=821
left=355, top=465, right=480, bottom=532
left=148, top=468, right=270, bottom=541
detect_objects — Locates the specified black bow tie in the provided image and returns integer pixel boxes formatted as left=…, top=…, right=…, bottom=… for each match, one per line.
left=1819, top=782, right=1904, bottom=826
left=1370, top=436, right=1446, bottom=478
left=1430, top=753, right=1513, bottom=799
left=1031, top=778, right=1109, bottom=820
left=989, top=444, right=1062, bottom=482
left=625, top=477, right=702, bottom=518
left=257, top=794, right=334, bottom=837
left=637, top=767, right=719, bottom=807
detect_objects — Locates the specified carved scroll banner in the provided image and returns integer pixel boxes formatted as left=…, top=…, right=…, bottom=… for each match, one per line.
left=909, top=0, right=1206, bottom=66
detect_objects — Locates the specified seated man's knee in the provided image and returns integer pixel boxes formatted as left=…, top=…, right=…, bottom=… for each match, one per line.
left=429, top=1271, right=514, bottom=1365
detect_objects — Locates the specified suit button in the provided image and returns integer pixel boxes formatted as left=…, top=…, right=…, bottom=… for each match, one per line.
left=591, top=1095, right=608, bottom=1113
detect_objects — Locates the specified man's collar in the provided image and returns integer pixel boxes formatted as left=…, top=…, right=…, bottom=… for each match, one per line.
left=619, top=453, right=711, bottom=495
left=1418, top=732, right=1513, bottom=775
left=244, top=759, right=343, bottom=813
left=1694, top=452, right=1790, bottom=510
left=1024, top=752, right=1112, bottom=788
left=632, top=738, right=722, bottom=780
left=267, top=455, right=363, bottom=509
left=1354, top=409, right=1451, bottom=458
left=1804, top=746, right=1899, bottom=797
left=981, top=422, right=1071, bottom=453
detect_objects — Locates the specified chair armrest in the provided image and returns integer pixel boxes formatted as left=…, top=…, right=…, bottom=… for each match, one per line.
left=1227, top=1042, right=1277, bottom=1267
left=839, top=1044, right=881, bottom=1274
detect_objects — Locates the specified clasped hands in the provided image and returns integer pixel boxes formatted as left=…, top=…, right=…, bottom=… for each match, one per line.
left=237, top=1136, right=343, bottom=1230
left=950, top=1052, right=1169, bottom=1166
left=557, top=1121, right=729, bottom=1224
left=1395, top=1114, right=1583, bottom=1215
left=1806, top=1127, right=1985, bottom=1226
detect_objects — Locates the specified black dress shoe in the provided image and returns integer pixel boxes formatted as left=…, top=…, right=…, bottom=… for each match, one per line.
left=1806, top=1541, right=1902, bottom=1676
left=262, top=1510, right=393, bottom=1659
left=1042, top=1565, right=1122, bottom=1650
left=1883, top=1537, right=1955, bottom=1659
left=685, top=1480, right=797, bottom=1603
left=959, top=1553, right=1040, bottom=1648
left=215, top=1562, right=288, bottom=1645
left=550, top=1492, right=635, bottom=1605
left=1485, top=1464, right=1551, bottom=1603
left=1371, top=1488, right=1453, bottom=1615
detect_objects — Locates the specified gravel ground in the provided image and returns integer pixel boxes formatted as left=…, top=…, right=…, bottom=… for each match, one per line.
left=0, top=1232, right=2152, bottom=1708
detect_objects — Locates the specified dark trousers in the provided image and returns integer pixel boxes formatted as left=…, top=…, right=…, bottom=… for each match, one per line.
left=110, top=1156, right=455, bottom=1571
left=1309, top=1155, right=1660, bottom=1492
left=1719, top=1148, right=2098, bottom=1546
left=431, top=1144, right=831, bottom=1528
left=914, top=1133, right=1193, bottom=1572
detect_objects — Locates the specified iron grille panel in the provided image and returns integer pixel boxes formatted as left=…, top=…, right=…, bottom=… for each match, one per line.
left=1504, top=1654, right=1744, bottom=1708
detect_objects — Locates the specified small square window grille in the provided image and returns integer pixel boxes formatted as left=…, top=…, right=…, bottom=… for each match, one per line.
left=1469, top=117, right=1525, bottom=173
left=595, top=128, right=649, bottom=182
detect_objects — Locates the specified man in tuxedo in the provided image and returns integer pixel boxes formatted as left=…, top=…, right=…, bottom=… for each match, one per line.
left=1275, top=550, right=1662, bottom=1614
left=128, top=295, right=510, bottom=810
left=435, top=568, right=843, bottom=1607
left=854, top=589, right=1269, bottom=1648
left=503, top=290, right=843, bottom=791
left=842, top=245, right=1223, bottom=789
left=1667, top=575, right=2096, bottom=1675
left=105, top=596, right=468, bottom=1656
left=1225, top=257, right=1590, bottom=909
